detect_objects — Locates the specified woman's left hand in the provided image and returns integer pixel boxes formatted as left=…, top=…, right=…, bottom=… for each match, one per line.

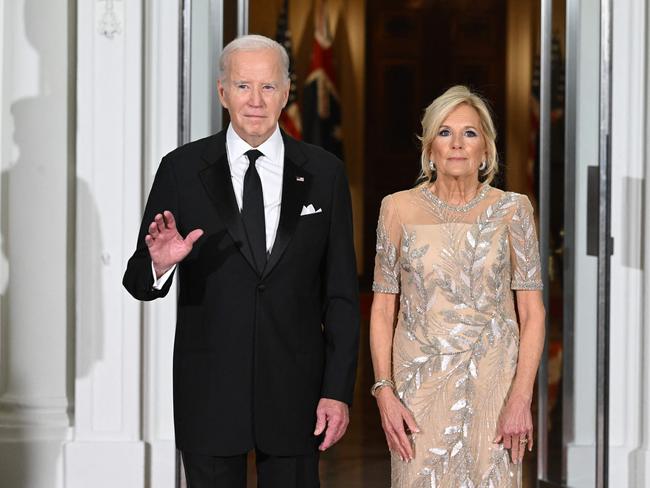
left=493, top=394, right=533, bottom=465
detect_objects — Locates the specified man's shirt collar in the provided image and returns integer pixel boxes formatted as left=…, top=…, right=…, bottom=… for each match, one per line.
left=226, top=124, right=283, bottom=165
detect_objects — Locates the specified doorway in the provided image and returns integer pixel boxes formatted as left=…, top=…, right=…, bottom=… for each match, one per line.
left=179, top=0, right=613, bottom=485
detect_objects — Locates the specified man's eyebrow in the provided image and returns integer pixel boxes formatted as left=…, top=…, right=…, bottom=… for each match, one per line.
left=231, top=80, right=279, bottom=86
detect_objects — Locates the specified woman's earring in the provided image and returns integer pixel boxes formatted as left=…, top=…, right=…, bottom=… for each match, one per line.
left=479, top=160, right=487, bottom=171
left=429, top=160, right=436, bottom=172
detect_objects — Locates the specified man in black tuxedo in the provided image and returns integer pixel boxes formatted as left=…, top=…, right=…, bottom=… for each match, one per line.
left=123, top=35, right=360, bottom=487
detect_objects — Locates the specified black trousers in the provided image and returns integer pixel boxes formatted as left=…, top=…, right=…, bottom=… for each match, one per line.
left=181, top=448, right=320, bottom=488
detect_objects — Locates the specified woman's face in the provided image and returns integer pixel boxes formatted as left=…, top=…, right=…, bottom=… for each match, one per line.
left=429, top=104, right=488, bottom=181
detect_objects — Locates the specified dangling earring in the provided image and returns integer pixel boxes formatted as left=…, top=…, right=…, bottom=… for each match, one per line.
left=479, top=160, right=487, bottom=171
left=429, top=160, right=436, bottom=172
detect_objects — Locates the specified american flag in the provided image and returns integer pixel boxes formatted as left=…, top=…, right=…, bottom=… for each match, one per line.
left=301, top=0, right=343, bottom=160
left=276, top=0, right=302, bottom=140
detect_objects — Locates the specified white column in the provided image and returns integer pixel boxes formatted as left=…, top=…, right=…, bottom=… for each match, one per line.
left=142, top=0, right=181, bottom=486
left=566, top=0, right=599, bottom=483
left=0, top=0, right=72, bottom=486
left=631, top=0, right=650, bottom=485
left=609, top=0, right=646, bottom=484
left=63, top=1, right=145, bottom=486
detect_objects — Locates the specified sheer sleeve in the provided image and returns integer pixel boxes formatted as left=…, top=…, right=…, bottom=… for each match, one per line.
left=508, top=195, right=544, bottom=290
left=372, top=194, right=402, bottom=294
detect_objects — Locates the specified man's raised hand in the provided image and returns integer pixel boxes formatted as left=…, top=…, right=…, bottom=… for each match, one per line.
left=145, top=210, right=203, bottom=277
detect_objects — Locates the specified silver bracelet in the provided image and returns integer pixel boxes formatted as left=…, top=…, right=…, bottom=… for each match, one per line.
left=370, top=379, right=396, bottom=397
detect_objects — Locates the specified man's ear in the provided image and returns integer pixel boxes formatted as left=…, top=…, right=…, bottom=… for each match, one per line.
left=217, top=79, right=228, bottom=108
left=281, top=82, right=290, bottom=108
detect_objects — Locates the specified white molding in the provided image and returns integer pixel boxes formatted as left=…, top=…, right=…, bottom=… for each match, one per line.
left=96, top=0, right=124, bottom=40
left=71, top=0, right=143, bottom=438
left=65, top=0, right=144, bottom=484
left=566, top=444, right=596, bottom=488
left=0, top=0, right=6, bottom=320
left=610, top=0, right=647, bottom=486
left=142, top=0, right=180, bottom=485
left=631, top=451, right=650, bottom=488
left=631, top=0, right=650, bottom=485
left=568, top=0, right=599, bottom=478
left=65, top=441, right=145, bottom=488
left=148, top=439, right=177, bottom=488
left=72, top=0, right=143, bottom=439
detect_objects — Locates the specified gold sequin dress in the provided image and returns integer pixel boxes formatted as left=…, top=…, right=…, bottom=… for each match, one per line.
left=372, top=185, right=543, bottom=488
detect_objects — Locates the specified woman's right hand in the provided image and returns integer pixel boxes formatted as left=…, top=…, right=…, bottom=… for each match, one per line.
left=375, top=387, right=419, bottom=461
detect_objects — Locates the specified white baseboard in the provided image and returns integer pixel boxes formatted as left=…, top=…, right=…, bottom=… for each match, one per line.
left=0, top=435, right=67, bottom=488
left=566, top=443, right=596, bottom=488
left=147, top=440, right=176, bottom=488
left=628, top=448, right=650, bottom=487
left=64, top=440, right=145, bottom=488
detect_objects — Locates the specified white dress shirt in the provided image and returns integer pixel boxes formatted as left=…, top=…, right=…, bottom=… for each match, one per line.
left=152, top=124, right=285, bottom=288
left=225, top=123, right=285, bottom=250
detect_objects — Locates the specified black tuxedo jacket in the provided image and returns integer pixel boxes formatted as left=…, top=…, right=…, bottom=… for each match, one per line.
left=123, top=130, right=360, bottom=456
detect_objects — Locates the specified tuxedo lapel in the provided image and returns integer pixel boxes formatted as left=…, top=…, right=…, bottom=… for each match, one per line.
left=263, top=133, right=310, bottom=280
left=199, top=133, right=257, bottom=274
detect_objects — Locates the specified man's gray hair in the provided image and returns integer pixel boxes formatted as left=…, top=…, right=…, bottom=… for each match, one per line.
left=219, top=34, right=290, bottom=82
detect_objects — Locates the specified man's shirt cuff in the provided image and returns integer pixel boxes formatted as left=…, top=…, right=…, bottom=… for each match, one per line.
left=151, top=262, right=176, bottom=290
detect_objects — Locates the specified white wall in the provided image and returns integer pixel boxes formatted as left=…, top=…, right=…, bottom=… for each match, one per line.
left=0, top=0, right=72, bottom=486
left=0, top=0, right=181, bottom=486
left=64, top=0, right=180, bottom=487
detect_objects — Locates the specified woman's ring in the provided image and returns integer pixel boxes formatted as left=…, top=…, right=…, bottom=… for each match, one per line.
left=519, top=438, right=528, bottom=445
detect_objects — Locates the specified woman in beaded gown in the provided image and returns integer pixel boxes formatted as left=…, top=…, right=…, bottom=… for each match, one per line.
left=369, top=86, right=546, bottom=488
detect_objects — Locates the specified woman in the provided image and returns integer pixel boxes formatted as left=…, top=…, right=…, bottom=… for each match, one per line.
left=370, top=85, right=545, bottom=487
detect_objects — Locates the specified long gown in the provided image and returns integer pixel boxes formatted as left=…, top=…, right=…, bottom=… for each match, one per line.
left=372, top=185, right=543, bottom=488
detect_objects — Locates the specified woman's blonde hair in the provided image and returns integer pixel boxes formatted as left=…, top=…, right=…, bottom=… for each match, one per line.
left=417, top=85, right=498, bottom=185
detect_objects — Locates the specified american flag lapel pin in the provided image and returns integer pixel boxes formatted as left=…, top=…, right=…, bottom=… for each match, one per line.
left=296, top=176, right=304, bottom=182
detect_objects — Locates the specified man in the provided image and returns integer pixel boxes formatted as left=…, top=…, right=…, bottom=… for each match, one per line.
left=123, top=35, right=359, bottom=487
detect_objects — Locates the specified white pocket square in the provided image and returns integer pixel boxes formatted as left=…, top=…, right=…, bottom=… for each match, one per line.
left=300, top=204, right=322, bottom=216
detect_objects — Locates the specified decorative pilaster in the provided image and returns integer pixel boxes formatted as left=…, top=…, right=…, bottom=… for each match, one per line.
left=142, top=0, right=181, bottom=486
left=628, top=2, right=650, bottom=488
left=564, top=0, right=600, bottom=482
left=63, top=0, right=145, bottom=486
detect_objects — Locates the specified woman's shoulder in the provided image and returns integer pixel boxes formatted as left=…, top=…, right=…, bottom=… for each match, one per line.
left=377, top=188, right=422, bottom=223
left=486, top=187, right=533, bottom=206
left=483, top=189, right=538, bottom=226
left=381, top=187, right=422, bottom=207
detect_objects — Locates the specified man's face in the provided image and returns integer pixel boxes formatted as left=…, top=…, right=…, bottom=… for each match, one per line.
left=218, top=49, right=290, bottom=147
